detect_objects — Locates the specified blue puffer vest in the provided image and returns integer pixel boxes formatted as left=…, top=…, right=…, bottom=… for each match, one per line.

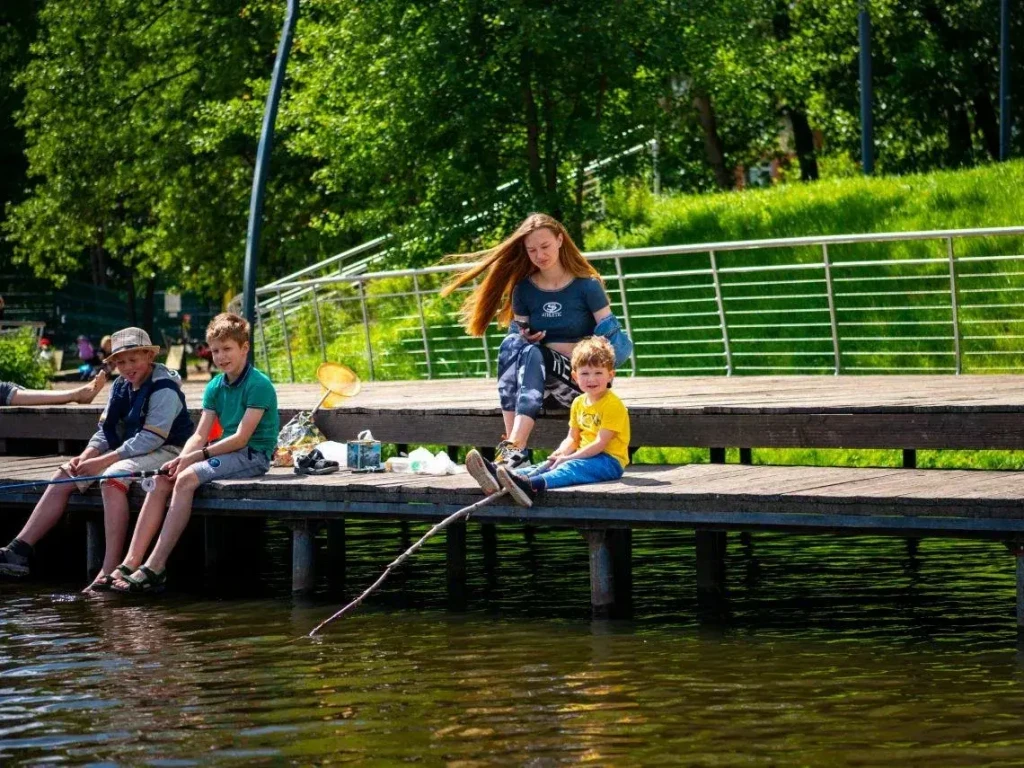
left=101, top=372, right=192, bottom=450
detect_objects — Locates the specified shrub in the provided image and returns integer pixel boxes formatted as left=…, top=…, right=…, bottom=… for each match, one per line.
left=0, top=329, right=51, bottom=389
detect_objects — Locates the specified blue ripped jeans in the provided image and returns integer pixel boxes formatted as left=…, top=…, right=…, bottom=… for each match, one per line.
left=497, top=332, right=580, bottom=419
left=519, top=452, right=624, bottom=490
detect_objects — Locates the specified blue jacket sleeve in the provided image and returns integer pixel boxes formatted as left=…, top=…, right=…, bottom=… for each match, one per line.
left=594, top=314, right=634, bottom=368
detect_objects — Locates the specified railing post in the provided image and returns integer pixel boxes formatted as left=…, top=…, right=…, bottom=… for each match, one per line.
left=709, top=250, right=733, bottom=375
left=613, top=256, right=638, bottom=375
left=255, top=296, right=272, bottom=379
left=481, top=327, right=492, bottom=378
left=276, top=289, right=295, bottom=382
left=357, top=279, right=375, bottom=381
left=412, top=273, right=433, bottom=379
left=823, top=244, right=842, bottom=374
left=946, top=237, right=962, bottom=375
left=311, top=286, right=327, bottom=363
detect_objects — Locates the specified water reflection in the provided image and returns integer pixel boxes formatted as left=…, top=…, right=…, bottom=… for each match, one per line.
left=1, top=528, right=1023, bottom=764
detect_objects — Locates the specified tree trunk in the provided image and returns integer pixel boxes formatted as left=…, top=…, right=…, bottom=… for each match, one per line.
left=788, top=107, right=819, bottom=181
left=945, top=103, right=973, bottom=165
left=141, top=276, right=156, bottom=335
left=693, top=91, right=731, bottom=189
left=541, top=86, right=561, bottom=220
left=521, top=56, right=544, bottom=205
left=125, top=271, right=137, bottom=326
left=570, top=159, right=586, bottom=246
left=972, top=86, right=1000, bottom=160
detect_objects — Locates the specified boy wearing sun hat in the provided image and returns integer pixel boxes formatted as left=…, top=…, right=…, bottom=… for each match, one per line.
left=0, top=327, right=193, bottom=590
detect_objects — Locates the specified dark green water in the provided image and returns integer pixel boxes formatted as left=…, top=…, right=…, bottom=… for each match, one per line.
left=3, top=524, right=1024, bottom=765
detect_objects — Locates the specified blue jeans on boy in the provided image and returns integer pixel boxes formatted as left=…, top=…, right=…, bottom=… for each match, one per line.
left=520, top=452, right=623, bottom=490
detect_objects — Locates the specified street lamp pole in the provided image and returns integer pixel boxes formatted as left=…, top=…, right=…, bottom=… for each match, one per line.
left=242, top=0, right=300, bottom=343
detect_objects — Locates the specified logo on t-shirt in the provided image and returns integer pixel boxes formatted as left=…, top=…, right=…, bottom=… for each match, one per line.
left=542, top=301, right=563, bottom=317
left=579, top=411, right=602, bottom=430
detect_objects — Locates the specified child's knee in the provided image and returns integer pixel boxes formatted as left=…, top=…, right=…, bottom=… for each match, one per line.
left=173, top=469, right=201, bottom=492
left=100, top=478, right=129, bottom=496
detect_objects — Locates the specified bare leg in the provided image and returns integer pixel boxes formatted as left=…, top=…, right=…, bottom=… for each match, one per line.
left=118, top=477, right=174, bottom=572
left=140, top=471, right=201, bottom=574
left=16, top=470, right=78, bottom=546
left=507, top=414, right=536, bottom=448
left=98, top=483, right=130, bottom=576
left=501, top=410, right=515, bottom=438
left=10, top=371, right=106, bottom=406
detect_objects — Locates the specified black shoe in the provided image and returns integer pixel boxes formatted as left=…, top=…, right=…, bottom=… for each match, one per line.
left=495, top=439, right=529, bottom=470
left=496, top=466, right=538, bottom=508
left=0, top=546, right=30, bottom=578
left=466, top=449, right=500, bottom=495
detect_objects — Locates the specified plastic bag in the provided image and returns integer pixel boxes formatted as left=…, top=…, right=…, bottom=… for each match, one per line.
left=273, top=411, right=324, bottom=467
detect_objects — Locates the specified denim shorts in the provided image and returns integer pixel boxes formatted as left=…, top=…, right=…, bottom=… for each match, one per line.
left=0, top=381, right=23, bottom=405
left=192, top=446, right=271, bottom=485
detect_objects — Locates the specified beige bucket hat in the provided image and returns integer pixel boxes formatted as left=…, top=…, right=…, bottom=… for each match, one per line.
left=107, top=327, right=161, bottom=362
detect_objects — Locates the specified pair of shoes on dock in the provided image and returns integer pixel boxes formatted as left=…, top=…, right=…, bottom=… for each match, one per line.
left=294, top=449, right=339, bottom=476
left=466, top=449, right=538, bottom=507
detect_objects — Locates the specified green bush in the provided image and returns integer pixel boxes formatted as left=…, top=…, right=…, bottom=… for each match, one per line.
left=0, top=329, right=51, bottom=389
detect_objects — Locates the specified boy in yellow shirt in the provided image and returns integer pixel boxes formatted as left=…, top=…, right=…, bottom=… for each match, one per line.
left=466, top=336, right=629, bottom=507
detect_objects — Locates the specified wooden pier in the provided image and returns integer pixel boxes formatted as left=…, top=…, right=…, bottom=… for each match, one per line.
left=3, top=375, right=1024, bottom=623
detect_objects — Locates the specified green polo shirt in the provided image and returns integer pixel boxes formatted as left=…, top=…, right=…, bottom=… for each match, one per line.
left=202, top=364, right=279, bottom=456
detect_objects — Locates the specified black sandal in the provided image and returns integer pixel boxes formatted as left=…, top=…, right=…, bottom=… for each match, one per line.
left=86, top=564, right=133, bottom=593
left=111, top=566, right=167, bottom=595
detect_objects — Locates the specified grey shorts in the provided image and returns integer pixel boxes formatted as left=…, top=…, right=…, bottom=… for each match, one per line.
left=66, top=446, right=182, bottom=492
left=0, top=381, right=23, bottom=405
left=191, top=446, right=271, bottom=485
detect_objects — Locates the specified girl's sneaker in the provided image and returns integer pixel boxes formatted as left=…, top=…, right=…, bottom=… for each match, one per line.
left=496, top=466, right=538, bottom=508
left=495, top=439, right=529, bottom=469
left=465, top=449, right=500, bottom=495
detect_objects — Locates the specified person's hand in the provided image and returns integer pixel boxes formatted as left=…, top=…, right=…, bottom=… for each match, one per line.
left=520, top=326, right=546, bottom=344
left=75, top=457, right=104, bottom=477
left=548, top=454, right=573, bottom=470
left=162, top=456, right=182, bottom=478
left=168, top=451, right=201, bottom=478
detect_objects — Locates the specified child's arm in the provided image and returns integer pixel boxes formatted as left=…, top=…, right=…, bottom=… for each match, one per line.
left=549, top=429, right=618, bottom=468
left=172, top=407, right=264, bottom=476
left=548, top=426, right=580, bottom=459
left=165, top=410, right=217, bottom=477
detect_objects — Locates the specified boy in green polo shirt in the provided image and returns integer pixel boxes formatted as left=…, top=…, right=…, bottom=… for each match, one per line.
left=112, top=312, right=279, bottom=594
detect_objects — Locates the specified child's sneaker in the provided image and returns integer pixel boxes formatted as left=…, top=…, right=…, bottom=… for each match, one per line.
left=495, top=439, right=529, bottom=470
left=465, top=449, right=500, bottom=495
left=0, top=546, right=30, bottom=578
left=496, top=466, right=538, bottom=508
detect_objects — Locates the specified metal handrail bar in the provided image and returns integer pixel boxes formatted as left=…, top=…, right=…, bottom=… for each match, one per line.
left=261, top=235, right=391, bottom=289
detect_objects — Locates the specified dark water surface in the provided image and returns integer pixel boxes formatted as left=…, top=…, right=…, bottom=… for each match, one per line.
left=3, top=524, right=1024, bottom=765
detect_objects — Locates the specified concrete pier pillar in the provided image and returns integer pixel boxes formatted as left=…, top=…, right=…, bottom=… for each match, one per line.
left=609, top=528, right=633, bottom=617
left=85, top=519, right=103, bottom=580
left=447, top=520, right=467, bottom=609
left=695, top=530, right=727, bottom=596
left=1017, top=551, right=1024, bottom=630
left=291, top=521, right=315, bottom=594
left=326, top=520, right=346, bottom=593
left=582, top=530, right=609, bottom=618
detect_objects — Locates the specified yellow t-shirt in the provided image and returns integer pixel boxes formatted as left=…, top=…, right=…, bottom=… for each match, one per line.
left=570, top=389, right=631, bottom=468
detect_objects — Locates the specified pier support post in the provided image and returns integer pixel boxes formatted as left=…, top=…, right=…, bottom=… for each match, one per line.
left=447, top=520, right=467, bottom=609
left=1017, top=549, right=1024, bottom=630
left=291, top=521, right=315, bottom=595
left=695, top=530, right=727, bottom=597
left=326, top=520, right=346, bottom=594
left=85, top=519, right=103, bottom=580
left=584, top=528, right=632, bottom=618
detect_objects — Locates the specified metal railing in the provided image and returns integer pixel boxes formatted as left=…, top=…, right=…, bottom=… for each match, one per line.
left=251, top=226, right=1024, bottom=382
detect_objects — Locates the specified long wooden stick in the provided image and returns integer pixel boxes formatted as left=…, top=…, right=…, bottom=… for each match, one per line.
left=308, top=489, right=508, bottom=636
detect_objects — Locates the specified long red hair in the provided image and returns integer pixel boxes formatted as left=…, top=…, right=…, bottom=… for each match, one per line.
left=440, top=213, right=602, bottom=337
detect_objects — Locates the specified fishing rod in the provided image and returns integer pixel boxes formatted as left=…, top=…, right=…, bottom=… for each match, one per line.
left=0, top=468, right=171, bottom=495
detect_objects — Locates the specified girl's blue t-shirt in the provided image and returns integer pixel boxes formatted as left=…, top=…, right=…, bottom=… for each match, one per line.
left=511, top=276, right=609, bottom=343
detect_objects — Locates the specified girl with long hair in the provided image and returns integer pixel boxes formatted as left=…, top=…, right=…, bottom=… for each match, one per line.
left=442, top=213, right=632, bottom=467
